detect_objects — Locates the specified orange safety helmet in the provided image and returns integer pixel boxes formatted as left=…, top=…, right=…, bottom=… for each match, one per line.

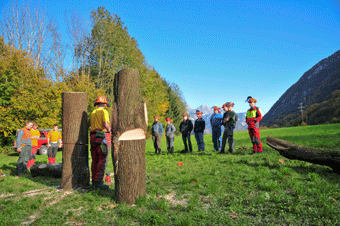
left=94, top=96, right=109, bottom=106
left=246, top=96, right=257, bottom=103
left=165, top=117, right=172, bottom=122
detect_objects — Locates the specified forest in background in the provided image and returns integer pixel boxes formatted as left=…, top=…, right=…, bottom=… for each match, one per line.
left=0, top=3, right=187, bottom=145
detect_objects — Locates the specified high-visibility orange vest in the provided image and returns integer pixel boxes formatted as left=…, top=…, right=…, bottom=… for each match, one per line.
left=19, top=127, right=32, bottom=147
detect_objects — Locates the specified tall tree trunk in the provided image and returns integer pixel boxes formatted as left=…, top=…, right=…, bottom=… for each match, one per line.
left=112, top=68, right=148, bottom=204
left=62, top=92, right=90, bottom=189
left=266, top=136, right=340, bottom=174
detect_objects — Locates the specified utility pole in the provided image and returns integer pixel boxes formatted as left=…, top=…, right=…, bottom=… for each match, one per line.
left=304, top=97, right=308, bottom=125
left=299, top=102, right=304, bottom=124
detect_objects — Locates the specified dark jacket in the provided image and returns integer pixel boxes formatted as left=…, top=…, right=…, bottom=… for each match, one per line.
left=222, top=110, right=237, bottom=127
left=152, top=122, right=164, bottom=137
left=194, top=118, right=205, bottom=133
left=179, top=120, right=193, bottom=134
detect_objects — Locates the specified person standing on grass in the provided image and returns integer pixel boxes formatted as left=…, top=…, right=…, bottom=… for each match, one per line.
left=246, top=96, right=263, bottom=154
left=28, top=122, right=40, bottom=168
left=210, top=106, right=223, bottom=151
left=16, top=120, right=33, bottom=175
left=47, top=124, right=62, bottom=164
left=180, top=113, right=193, bottom=154
left=152, top=116, right=164, bottom=154
left=165, top=117, right=176, bottom=154
left=194, top=110, right=205, bottom=152
left=89, top=96, right=111, bottom=190
left=221, top=102, right=238, bottom=154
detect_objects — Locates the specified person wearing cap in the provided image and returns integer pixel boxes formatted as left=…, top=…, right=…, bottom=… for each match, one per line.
left=152, top=116, right=164, bottom=154
left=179, top=113, right=193, bottom=154
left=16, top=120, right=33, bottom=175
left=194, top=110, right=205, bottom=152
left=47, top=124, right=62, bottom=164
left=88, top=96, right=111, bottom=189
left=28, top=122, right=40, bottom=168
left=221, top=102, right=237, bottom=153
left=210, top=106, right=223, bottom=151
left=245, top=96, right=263, bottom=154
left=165, top=117, right=176, bottom=154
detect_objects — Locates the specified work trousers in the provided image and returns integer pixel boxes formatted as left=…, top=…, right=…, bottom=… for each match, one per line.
left=152, top=133, right=162, bottom=153
left=17, top=145, right=32, bottom=174
left=166, top=136, right=174, bottom=153
left=47, top=143, right=58, bottom=158
left=182, top=133, right=192, bottom=153
left=221, top=126, right=235, bottom=152
left=195, top=132, right=205, bottom=151
left=212, top=127, right=222, bottom=151
left=248, top=127, right=263, bottom=153
left=27, top=145, right=37, bottom=168
left=90, top=133, right=107, bottom=183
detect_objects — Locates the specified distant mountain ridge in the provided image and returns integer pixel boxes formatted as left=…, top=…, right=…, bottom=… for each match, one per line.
left=187, top=105, right=247, bottom=133
left=262, top=50, right=340, bottom=125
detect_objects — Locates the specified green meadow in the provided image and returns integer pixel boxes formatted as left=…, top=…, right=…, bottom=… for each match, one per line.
left=1, top=124, right=340, bottom=225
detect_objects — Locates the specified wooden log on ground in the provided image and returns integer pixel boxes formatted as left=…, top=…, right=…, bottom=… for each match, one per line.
left=31, top=163, right=62, bottom=178
left=266, top=136, right=340, bottom=174
left=62, top=92, right=90, bottom=190
left=112, top=68, right=148, bottom=204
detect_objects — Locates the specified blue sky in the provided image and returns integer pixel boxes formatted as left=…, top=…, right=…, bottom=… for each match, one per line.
left=1, top=0, right=340, bottom=114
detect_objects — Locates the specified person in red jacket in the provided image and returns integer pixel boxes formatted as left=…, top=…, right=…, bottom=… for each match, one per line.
left=245, top=96, right=263, bottom=154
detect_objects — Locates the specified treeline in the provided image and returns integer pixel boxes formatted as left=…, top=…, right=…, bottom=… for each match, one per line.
left=264, top=90, right=340, bottom=128
left=0, top=4, right=186, bottom=145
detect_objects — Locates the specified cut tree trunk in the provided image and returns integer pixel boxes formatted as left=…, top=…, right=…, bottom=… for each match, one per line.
left=62, top=92, right=90, bottom=190
left=266, top=136, right=340, bottom=174
left=112, top=68, right=148, bottom=204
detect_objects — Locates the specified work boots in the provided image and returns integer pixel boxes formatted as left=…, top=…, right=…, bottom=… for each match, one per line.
left=171, top=147, right=174, bottom=154
left=92, top=181, right=109, bottom=190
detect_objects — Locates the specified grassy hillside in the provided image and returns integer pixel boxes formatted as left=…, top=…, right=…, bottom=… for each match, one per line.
left=1, top=124, right=340, bottom=225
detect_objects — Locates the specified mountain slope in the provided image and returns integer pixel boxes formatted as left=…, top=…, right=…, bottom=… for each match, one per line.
left=262, top=50, right=340, bottom=126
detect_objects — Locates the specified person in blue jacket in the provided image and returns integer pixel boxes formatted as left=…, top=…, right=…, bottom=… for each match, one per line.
left=152, top=116, right=164, bottom=154
left=210, top=106, right=223, bottom=151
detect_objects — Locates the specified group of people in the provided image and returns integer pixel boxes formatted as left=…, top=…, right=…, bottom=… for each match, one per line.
left=152, top=96, right=263, bottom=155
left=16, top=122, right=62, bottom=175
left=15, top=95, right=263, bottom=190
left=16, top=96, right=111, bottom=190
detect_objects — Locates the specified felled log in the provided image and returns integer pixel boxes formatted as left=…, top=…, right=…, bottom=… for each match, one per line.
left=266, top=136, right=340, bottom=174
left=31, top=163, right=62, bottom=178
left=62, top=92, right=90, bottom=190
left=112, top=68, right=148, bottom=204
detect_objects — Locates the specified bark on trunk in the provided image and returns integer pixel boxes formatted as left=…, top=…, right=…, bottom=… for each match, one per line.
left=112, top=68, right=148, bottom=204
left=266, top=136, right=340, bottom=174
left=62, top=92, right=90, bottom=190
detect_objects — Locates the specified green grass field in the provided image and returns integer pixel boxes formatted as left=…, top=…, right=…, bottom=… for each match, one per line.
left=1, top=124, right=340, bottom=225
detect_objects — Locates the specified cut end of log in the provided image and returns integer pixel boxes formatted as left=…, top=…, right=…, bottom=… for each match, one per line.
left=144, top=102, right=148, bottom=126
left=118, top=128, right=146, bottom=141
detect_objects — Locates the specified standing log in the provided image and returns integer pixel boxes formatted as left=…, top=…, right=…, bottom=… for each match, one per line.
left=112, top=68, right=148, bottom=204
left=266, top=136, right=340, bottom=174
left=62, top=92, right=90, bottom=189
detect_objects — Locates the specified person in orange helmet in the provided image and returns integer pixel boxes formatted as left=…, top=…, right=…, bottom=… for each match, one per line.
left=179, top=113, right=193, bottom=154
left=28, top=122, right=40, bottom=168
left=165, top=117, right=176, bottom=154
left=16, top=121, right=33, bottom=175
left=152, top=116, right=164, bottom=154
left=210, top=106, right=223, bottom=151
left=245, top=96, right=263, bottom=154
left=47, top=124, right=62, bottom=164
left=88, top=96, right=111, bottom=189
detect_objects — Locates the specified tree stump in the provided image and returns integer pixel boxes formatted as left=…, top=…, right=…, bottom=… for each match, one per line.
left=62, top=92, right=90, bottom=189
left=112, top=68, right=148, bottom=204
left=266, top=136, right=340, bottom=174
